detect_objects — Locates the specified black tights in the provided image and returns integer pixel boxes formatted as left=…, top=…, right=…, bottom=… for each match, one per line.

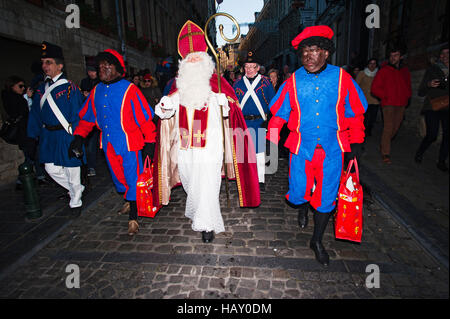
left=129, top=200, right=137, bottom=220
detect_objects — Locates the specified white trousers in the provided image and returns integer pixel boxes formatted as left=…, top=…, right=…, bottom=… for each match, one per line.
left=45, top=163, right=84, bottom=208
left=256, top=152, right=265, bottom=183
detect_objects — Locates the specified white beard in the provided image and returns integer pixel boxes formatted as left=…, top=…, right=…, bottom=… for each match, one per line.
left=177, top=52, right=214, bottom=110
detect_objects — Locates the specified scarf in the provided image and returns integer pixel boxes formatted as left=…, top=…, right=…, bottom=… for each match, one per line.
left=364, top=67, right=378, bottom=77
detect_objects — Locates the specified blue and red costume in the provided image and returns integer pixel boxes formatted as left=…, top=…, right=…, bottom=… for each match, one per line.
left=267, top=64, right=367, bottom=213
left=74, top=78, right=156, bottom=201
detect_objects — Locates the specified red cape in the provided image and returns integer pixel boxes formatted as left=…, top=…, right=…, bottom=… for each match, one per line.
left=152, top=74, right=260, bottom=208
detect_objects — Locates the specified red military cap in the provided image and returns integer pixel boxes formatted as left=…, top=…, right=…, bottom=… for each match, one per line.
left=177, top=20, right=208, bottom=59
left=291, top=25, right=334, bottom=50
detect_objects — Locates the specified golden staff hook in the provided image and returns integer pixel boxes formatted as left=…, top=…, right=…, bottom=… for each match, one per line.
left=204, top=13, right=240, bottom=208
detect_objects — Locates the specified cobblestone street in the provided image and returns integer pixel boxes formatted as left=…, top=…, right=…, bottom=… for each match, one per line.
left=0, top=157, right=447, bottom=300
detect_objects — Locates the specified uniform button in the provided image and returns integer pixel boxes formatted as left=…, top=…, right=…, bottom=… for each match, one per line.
left=316, top=87, right=319, bottom=90
left=317, top=138, right=320, bottom=141
left=106, top=85, right=109, bottom=88
left=316, top=112, right=319, bottom=116
left=317, top=126, right=320, bottom=129
left=105, top=125, right=108, bottom=128
left=104, top=105, right=106, bottom=108
left=107, top=134, right=110, bottom=137
left=105, top=94, right=107, bottom=97
left=315, top=100, right=319, bottom=103
left=104, top=115, right=107, bottom=118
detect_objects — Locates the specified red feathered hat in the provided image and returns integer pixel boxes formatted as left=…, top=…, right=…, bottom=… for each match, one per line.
left=177, top=20, right=208, bottom=59
left=291, top=25, right=334, bottom=50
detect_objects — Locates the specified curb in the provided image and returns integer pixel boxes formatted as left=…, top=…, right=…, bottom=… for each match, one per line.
left=360, top=163, right=449, bottom=270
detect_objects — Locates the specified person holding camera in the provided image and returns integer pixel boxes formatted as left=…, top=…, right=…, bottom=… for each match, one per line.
left=415, top=45, right=449, bottom=171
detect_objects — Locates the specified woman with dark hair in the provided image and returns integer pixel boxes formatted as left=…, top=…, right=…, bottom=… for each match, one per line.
left=268, top=68, right=281, bottom=92
left=2, top=76, right=30, bottom=146
left=1, top=76, right=46, bottom=187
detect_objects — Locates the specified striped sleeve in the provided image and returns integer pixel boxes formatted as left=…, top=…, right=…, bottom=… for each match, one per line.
left=266, top=80, right=290, bottom=144
left=74, top=87, right=96, bottom=137
left=343, top=73, right=368, bottom=144
left=129, top=85, right=156, bottom=143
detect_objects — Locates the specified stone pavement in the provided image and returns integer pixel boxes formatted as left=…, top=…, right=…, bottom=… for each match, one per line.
left=358, top=117, right=449, bottom=269
left=0, top=146, right=448, bottom=299
left=0, top=153, right=112, bottom=282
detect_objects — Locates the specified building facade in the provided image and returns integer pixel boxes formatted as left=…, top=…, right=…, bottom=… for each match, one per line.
left=239, top=0, right=448, bottom=134
left=239, top=0, right=328, bottom=73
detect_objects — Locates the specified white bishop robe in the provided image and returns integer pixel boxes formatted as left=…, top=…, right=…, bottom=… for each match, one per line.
left=155, top=92, right=228, bottom=233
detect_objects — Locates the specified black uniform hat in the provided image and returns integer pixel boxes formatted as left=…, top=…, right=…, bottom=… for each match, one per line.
left=243, top=51, right=261, bottom=65
left=41, top=41, right=64, bottom=60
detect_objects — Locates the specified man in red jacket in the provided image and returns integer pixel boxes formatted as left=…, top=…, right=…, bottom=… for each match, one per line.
left=371, top=46, right=412, bottom=164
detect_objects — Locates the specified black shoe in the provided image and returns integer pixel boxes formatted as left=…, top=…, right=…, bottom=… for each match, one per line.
left=437, top=162, right=449, bottom=172
left=310, top=241, right=329, bottom=266
left=414, top=154, right=423, bottom=164
left=259, top=183, right=265, bottom=192
left=202, top=231, right=214, bottom=243
left=297, top=204, right=309, bottom=229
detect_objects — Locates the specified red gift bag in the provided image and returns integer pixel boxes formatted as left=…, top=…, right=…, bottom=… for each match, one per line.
left=335, top=158, right=363, bottom=243
left=136, top=156, right=160, bottom=218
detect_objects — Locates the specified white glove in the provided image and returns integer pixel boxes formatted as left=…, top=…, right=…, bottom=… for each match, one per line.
left=216, top=93, right=230, bottom=117
left=155, top=96, right=176, bottom=119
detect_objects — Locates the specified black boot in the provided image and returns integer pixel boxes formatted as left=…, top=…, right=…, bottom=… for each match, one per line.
left=202, top=231, right=214, bottom=243
left=309, top=210, right=332, bottom=266
left=297, top=203, right=309, bottom=229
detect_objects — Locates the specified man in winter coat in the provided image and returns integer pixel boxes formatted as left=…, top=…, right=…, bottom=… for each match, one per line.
left=371, top=46, right=412, bottom=164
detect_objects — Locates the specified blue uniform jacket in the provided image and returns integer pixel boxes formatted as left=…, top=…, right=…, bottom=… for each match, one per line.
left=233, top=75, right=276, bottom=153
left=27, top=75, right=84, bottom=167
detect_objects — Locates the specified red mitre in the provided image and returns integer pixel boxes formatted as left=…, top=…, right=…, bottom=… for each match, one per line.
left=177, top=20, right=208, bottom=59
left=291, top=25, right=334, bottom=49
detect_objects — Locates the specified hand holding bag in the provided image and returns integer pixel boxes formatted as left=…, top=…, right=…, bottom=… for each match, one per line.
left=136, top=156, right=161, bottom=218
left=335, top=157, right=363, bottom=243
